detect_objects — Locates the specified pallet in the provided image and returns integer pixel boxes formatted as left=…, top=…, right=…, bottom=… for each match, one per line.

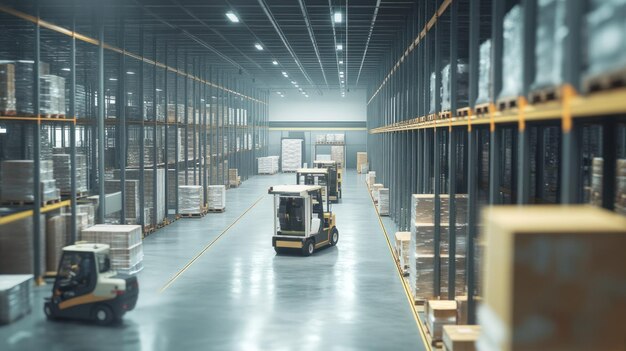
left=456, top=107, right=471, bottom=118
left=0, top=110, right=16, bottom=116
left=496, top=96, right=518, bottom=111
left=143, top=225, right=155, bottom=236
left=529, top=86, right=561, bottom=104
left=207, top=207, right=225, bottom=213
left=40, top=113, right=66, bottom=119
left=583, top=67, right=626, bottom=93
left=44, top=271, right=57, bottom=279
left=229, top=182, right=241, bottom=188
left=179, top=212, right=205, bottom=218
left=475, top=103, right=490, bottom=116
left=1, top=198, right=61, bottom=207
left=426, top=113, right=437, bottom=122
left=60, top=191, right=89, bottom=198
left=438, top=111, right=452, bottom=120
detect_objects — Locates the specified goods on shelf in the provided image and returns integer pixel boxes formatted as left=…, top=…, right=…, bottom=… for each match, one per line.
left=455, top=295, right=483, bottom=326
left=0, top=215, right=45, bottom=275
left=52, top=154, right=88, bottom=194
left=441, top=60, right=469, bottom=111
left=377, top=188, right=389, bottom=215
left=426, top=300, right=457, bottom=342
left=258, top=156, right=279, bottom=175
left=394, top=232, right=411, bottom=273
left=81, top=224, right=144, bottom=274
left=410, top=194, right=469, bottom=225
left=65, top=84, right=86, bottom=118
left=478, top=206, right=626, bottom=350
left=410, top=254, right=466, bottom=300
left=476, top=40, right=492, bottom=105
left=498, top=5, right=523, bottom=101
left=366, top=171, right=376, bottom=188
left=532, top=0, right=567, bottom=90
left=46, top=215, right=65, bottom=272
left=116, top=169, right=166, bottom=225
left=371, top=183, right=384, bottom=202
left=590, top=157, right=603, bottom=207
left=228, top=168, right=240, bottom=187
left=443, top=325, right=481, bottom=351
left=429, top=72, right=437, bottom=114
left=0, top=160, right=59, bottom=203
left=412, top=223, right=467, bottom=256
left=207, top=185, right=226, bottom=210
left=617, top=159, right=626, bottom=216
left=3, top=60, right=49, bottom=115
left=178, top=185, right=204, bottom=215
left=586, top=0, right=626, bottom=79
left=105, top=179, right=139, bottom=221
left=0, top=63, right=15, bottom=113
left=0, top=275, right=33, bottom=325
left=167, top=103, right=186, bottom=123
left=356, top=152, right=368, bottom=173
left=281, top=139, right=303, bottom=172
left=62, top=212, right=89, bottom=244
left=77, top=203, right=96, bottom=228
left=40, top=74, right=66, bottom=116
left=331, top=146, right=344, bottom=168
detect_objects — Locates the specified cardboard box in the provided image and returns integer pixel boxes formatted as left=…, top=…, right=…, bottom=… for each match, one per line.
left=443, top=325, right=481, bottom=351
left=480, top=205, right=626, bottom=351
left=427, top=300, right=458, bottom=341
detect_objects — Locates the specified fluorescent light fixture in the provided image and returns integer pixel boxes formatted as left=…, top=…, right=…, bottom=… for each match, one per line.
left=281, top=71, right=287, bottom=75
left=341, top=80, right=345, bottom=84
left=126, top=71, right=135, bottom=75
left=156, top=88, right=162, bottom=92
left=294, top=85, right=299, bottom=88
left=61, top=67, right=70, bottom=72
left=108, top=78, right=117, bottom=81
left=0, top=127, right=6, bottom=134
left=127, top=92, right=133, bottom=95
left=339, top=60, right=344, bottom=64
left=254, top=43, right=264, bottom=51
left=291, top=81, right=296, bottom=84
left=302, top=92, right=306, bottom=95
left=276, top=91, right=282, bottom=95
left=226, top=12, right=240, bottom=23
left=305, top=95, right=309, bottom=98
left=339, top=71, right=344, bottom=75
left=336, top=44, right=343, bottom=51
left=334, top=12, right=342, bottom=23
left=272, top=60, right=278, bottom=65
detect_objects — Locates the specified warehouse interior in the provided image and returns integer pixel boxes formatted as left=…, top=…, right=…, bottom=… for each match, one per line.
left=0, top=0, right=625, bottom=350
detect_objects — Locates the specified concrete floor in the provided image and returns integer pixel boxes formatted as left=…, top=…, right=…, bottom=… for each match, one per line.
left=0, top=171, right=425, bottom=351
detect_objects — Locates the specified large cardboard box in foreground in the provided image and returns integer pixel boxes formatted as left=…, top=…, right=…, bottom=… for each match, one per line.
left=479, top=206, right=626, bottom=351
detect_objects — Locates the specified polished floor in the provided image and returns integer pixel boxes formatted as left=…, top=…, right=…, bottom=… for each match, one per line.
left=0, top=171, right=424, bottom=351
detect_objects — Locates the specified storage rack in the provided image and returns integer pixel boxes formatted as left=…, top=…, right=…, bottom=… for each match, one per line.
left=0, top=2, right=269, bottom=281
left=366, top=0, right=626, bottom=327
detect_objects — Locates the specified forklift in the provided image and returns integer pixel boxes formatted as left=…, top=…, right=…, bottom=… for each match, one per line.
left=312, top=160, right=341, bottom=203
left=44, top=243, right=139, bottom=325
left=296, top=167, right=330, bottom=199
left=268, top=185, right=339, bottom=256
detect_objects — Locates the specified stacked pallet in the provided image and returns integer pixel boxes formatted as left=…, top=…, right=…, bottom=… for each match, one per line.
left=394, top=232, right=411, bottom=274
left=258, top=156, right=279, bottom=174
left=178, top=185, right=204, bottom=215
left=371, top=183, right=384, bottom=202
left=207, top=185, right=226, bottom=211
left=330, top=146, right=344, bottom=168
left=52, top=154, right=88, bottom=195
left=116, top=169, right=165, bottom=225
left=498, top=5, right=523, bottom=101
left=40, top=75, right=66, bottom=116
left=77, top=203, right=96, bottom=228
left=356, top=152, right=368, bottom=173
left=366, top=171, right=376, bottom=188
left=476, top=40, right=492, bottom=105
left=0, top=160, right=59, bottom=204
left=281, top=139, right=303, bottom=172
left=590, top=157, right=603, bottom=207
left=104, top=179, right=139, bottom=221
left=443, top=325, right=481, bottom=351
left=441, top=61, right=470, bottom=111
left=46, top=215, right=65, bottom=272
left=0, top=215, right=45, bottom=275
left=0, top=275, right=33, bottom=325
left=0, top=63, right=15, bottom=113
left=479, top=206, right=626, bottom=350
left=426, top=300, right=458, bottom=342
left=228, top=169, right=240, bottom=187
left=81, top=225, right=144, bottom=274
left=62, top=212, right=89, bottom=244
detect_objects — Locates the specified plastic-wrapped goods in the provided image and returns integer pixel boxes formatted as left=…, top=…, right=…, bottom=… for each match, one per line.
left=258, top=156, right=280, bottom=174
left=228, top=169, right=240, bottom=187
left=498, top=5, right=523, bottom=100
left=371, top=183, right=384, bottom=202
left=334, top=134, right=345, bottom=143
left=410, top=254, right=466, bottom=301
left=366, top=171, right=376, bottom=189
left=331, top=146, right=344, bottom=168
left=40, top=75, right=66, bottom=116
left=77, top=203, right=96, bottom=228
left=208, top=185, right=226, bottom=210
left=63, top=212, right=89, bottom=245
left=115, top=169, right=165, bottom=225
left=441, top=61, right=470, bottom=111
left=586, top=0, right=626, bottom=78
left=443, top=325, right=481, bottom=351
left=0, top=275, right=33, bottom=324
left=429, top=72, right=437, bottom=114
left=616, top=159, right=626, bottom=216
left=426, top=300, right=457, bottom=342
left=0, top=160, right=59, bottom=203
left=316, top=134, right=326, bottom=143
left=0, top=215, right=45, bottom=275
left=105, top=179, right=139, bottom=221
left=65, top=84, right=86, bottom=118
left=476, top=40, right=492, bottom=105
left=81, top=225, right=144, bottom=274
left=52, top=154, right=88, bottom=194
left=178, top=185, right=204, bottom=215
left=395, top=232, right=411, bottom=273
left=532, top=0, right=567, bottom=90
left=411, top=194, right=469, bottom=225
left=0, top=63, right=16, bottom=113
left=590, top=157, right=603, bottom=207
left=378, top=188, right=390, bottom=216
left=46, top=215, right=66, bottom=272
left=357, top=152, right=368, bottom=173
left=412, top=223, right=467, bottom=256
left=281, top=139, right=303, bottom=172
left=167, top=103, right=186, bottom=123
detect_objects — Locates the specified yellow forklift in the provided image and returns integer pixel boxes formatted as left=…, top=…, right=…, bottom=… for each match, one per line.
left=313, top=160, right=341, bottom=203
left=296, top=167, right=330, bottom=199
left=268, top=185, right=339, bottom=256
left=44, top=243, right=139, bottom=325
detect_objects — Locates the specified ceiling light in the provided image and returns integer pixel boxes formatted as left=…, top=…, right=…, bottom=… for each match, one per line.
left=294, top=85, right=299, bottom=88
left=339, top=71, right=344, bottom=75
left=291, top=81, right=296, bottom=84
left=336, top=44, right=343, bottom=51
left=156, top=88, right=162, bottom=92
left=276, top=91, right=282, bottom=95
left=272, top=60, right=278, bottom=65
left=254, top=43, right=264, bottom=51
left=108, top=78, right=117, bottom=81
left=226, top=12, right=240, bottom=23
left=126, top=71, right=135, bottom=75
left=341, top=80, right=345, bottom=84
left=334, top=12, right=342, bottom=23
left=305, top=95, right=309, bottom=98
left=61, top=67, right=70, bottom=72
left=339, top=60, right=344, bottom=64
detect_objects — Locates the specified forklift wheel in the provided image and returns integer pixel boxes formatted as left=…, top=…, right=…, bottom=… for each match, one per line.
left=44, top=304, right=55, bottom=320
left=302, top=240, right=315, bottom=256
left=274, top=247, right=286, bottom=255
left=330, top=228, right=339, bottom=246
left=93, top=305, right=115, bottom=325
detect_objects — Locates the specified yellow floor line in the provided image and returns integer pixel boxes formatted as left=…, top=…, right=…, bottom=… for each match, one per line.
left=158, top=195, right=264, bottom=293
left=367, top=181, right=432, bottom=351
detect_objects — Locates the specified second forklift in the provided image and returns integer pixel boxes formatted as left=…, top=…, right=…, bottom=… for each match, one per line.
left=312, top=160, right=341, bottom=203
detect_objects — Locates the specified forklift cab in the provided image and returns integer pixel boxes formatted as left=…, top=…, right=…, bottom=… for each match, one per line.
left=313, top=160, right=341, bottom=203
left=44, top=244, right=139, bottom=325
left=269, top=185, right=339, bottom=256
left=296, top=168, right=330, bottom=200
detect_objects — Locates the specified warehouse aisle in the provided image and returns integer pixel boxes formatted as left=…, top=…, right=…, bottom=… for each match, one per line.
left=0, top=171, right=424, bottom=351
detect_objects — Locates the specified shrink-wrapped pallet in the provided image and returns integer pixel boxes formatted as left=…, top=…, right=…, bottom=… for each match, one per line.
left=40, top=75, right=65, bottom=116
left=395, top=232, right=411, bottom=273
left=377, top=188, right=389, bottom=215
left=281, top=139, right=303, bottom=172
left=228, top=169, right=240, bottom=187
left=208, top=185, right=226, bottom=210
left=426, top=300, right=457, bottom=342
left=410, top=254, right=466, bottom=301
left=476, top=40, right=492, bottom=105
left=46, top=215, right=65, bottom=272
left=0, top=160, right=58, bottom=203
left=0, top=63, right=16, bottom=113
left=179, top=185, right=204, bottom=215
left=410, top=194, right=468, bottom=225
left=441, top=61, right=470, bottom=111
left=532, top=0, right=567, bottom=90
left=356, top=152, right=368, bottom=173
left=443, top=325, right=481, bottom=351
left=81, top=224, right=143, bottom=274
left=0, top=215, right=45, bottom=275
left=52, top=154, right=88, bottom=194
left=105, top=179, right=140, bottom=221
left=115, top=169, right=165, bottom=224
left=586, top=0, right=626, bottom=79
left=330, top=146, right=344, bottom=168
left=498, top=5, right=523, bottom=100
left=371, top=183, right=384, bottom=202
left=258, top=156, right=279, bottom=175
left=77, top=203, right=96, bottom=228
left=429, top=72, right=437, bottom=114
left=0, top=275, right=33, bottom=324
left=366, top=171, right=376, bottom=189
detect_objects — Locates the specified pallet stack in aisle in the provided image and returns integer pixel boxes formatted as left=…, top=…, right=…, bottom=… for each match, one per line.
left=356, top=152, right=368, bottom=174
left=371, top=183, right=384, bottom=202
left=81, top=225, right=144, bottom=274
left=228, top=169, right=240, bottom=187
left=377, top=188, right=389, bottom=216
left=46, top=215, right=65, bottom=273
left=207, top=185, right=226, bottom=211
left=477, top=206, right=626, bottom=350
left=178, top=185, right=204, bottom=216
left=330, top=146, right=344, bottom=168
left=0, top=160, right=59, bottom=204
left=443, top=325, right=481, bottom=351
left=366, top=171, right=376, bottom=189
left=590, top=157, right=603, bottom=207
left=0, top=215, right=45, bottom=275
left=52, top=154, right=88, bottom=195
left=0, top=275, right=33, bottom=325
left=426, top=300, right=458, bottom=343
left=281, top=139, right=303, bottom=172
left=258, top=156, right=279, bottom=175
left=394, top=232, right=411, bottom=274
left=0, top=63, right=15, bottom=114
left=116, top=169, right=166, bottom=225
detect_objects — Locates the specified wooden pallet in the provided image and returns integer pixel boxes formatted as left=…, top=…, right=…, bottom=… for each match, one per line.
left=583, top=67, right=626, bottom=93
left=529, top=86, right=561, bottom=104
left=456, top=107, right=471, bottom=118
left=0, top=110, right=16, bottom=116
left=438, top=111, right=452, bottom=120
left=207, top=208, right=225, bottom=213
left=143, top=225, right=155, bottom=236
left=44, top=271, right=57, bottom=279
left=60, top=191, right=89, bottom=198
left=496, top=96, right=518, bottom=111
left=40, top=113, right=66, bottom=119
left=179, top=212, right=205, bottom=218
left=475, top=103, right=490, bottom=116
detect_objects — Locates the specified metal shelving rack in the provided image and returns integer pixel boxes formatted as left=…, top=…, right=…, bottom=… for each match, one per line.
left=366, top=0, right=626, bottom=328
left=0, top=2, right=270, bottom=282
